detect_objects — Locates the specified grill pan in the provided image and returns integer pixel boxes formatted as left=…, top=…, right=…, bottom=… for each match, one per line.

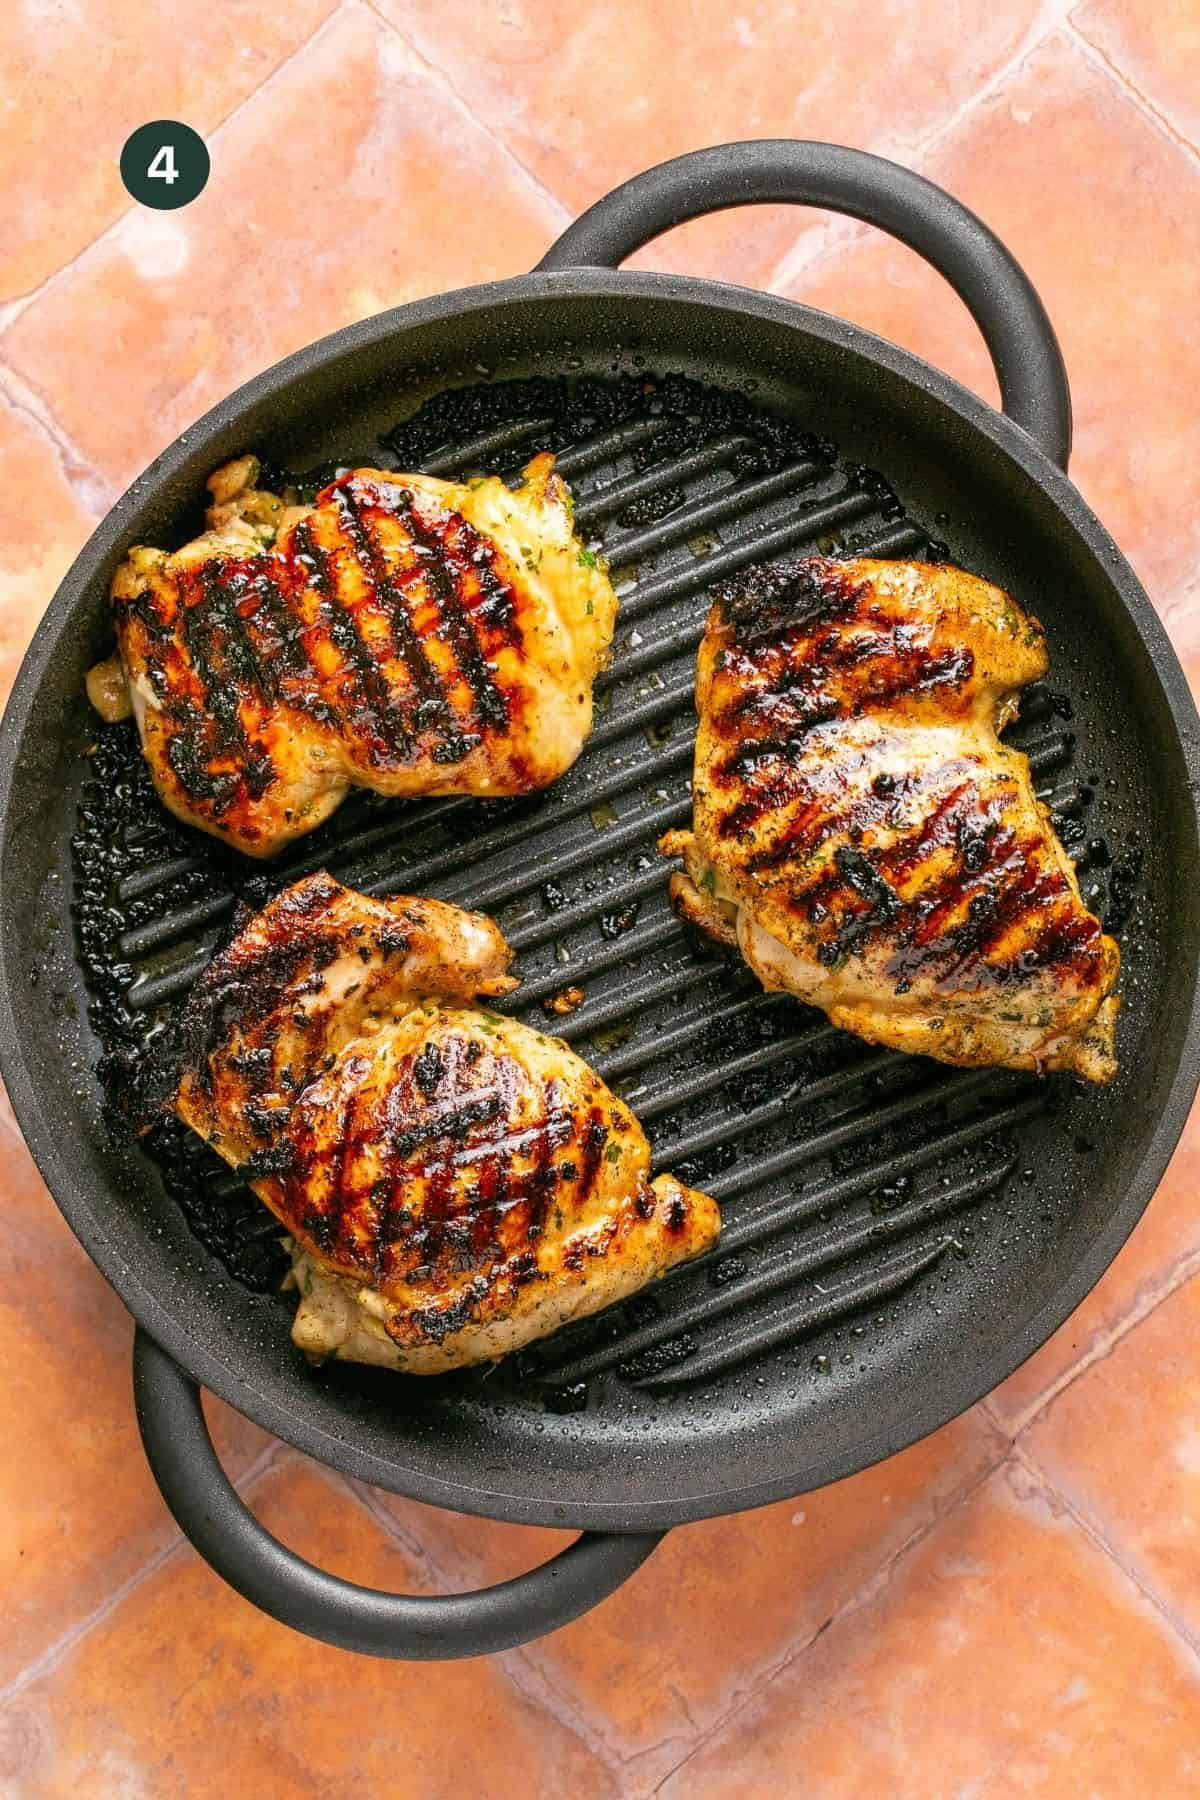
left=2, top=141, right=1198, bottom=1660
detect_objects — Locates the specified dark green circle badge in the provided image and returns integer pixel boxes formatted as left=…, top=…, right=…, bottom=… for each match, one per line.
left=120, top=121, right=210, bottom=211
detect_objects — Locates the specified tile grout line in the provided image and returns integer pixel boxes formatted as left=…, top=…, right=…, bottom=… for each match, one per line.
left=1012, top=1440, right=1200, bottom=1668
left=763, top=0, right=1070, bottom=297
left=646, top=1415, right=1200, bottom=1797
left=1067, top=16, right=1200, bottom=174
left=0, top=3, right=355, bottom=339
left=645, top=1453, right=1010, bottom=1798
left=0, top=362, right=112, bottom=519
left=361, top=0, right=573, bottom=232
left=0, top=1, right=357, bottom=515
left=341, top=1475, right=440, bottom=1574
left=0, top=1534, right=191, bottom=1709
left=352, top=1469, right=713, bottom=1782
left=342, top=1473, right=631, bottom=1773
left=983, top=1242, right=1200, bottom=1440
left=315, top=1466, right=632, bottom=1775
left=0, top=0, right=564, bottom=523
left=1, top=0, right=1191, bottom=1741
left=0, top=1433, right=287, bottom=1705
left=643, top=1431, right=1012, bottom=1799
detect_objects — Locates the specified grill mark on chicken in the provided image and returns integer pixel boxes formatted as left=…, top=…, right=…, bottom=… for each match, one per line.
left=576, top=1110, right=609, bottom=1212
left=742, top=756, right=980, bottom=876
left=507, top=1078, right=574, bottom=1251
left=329, top=482, right=455, bottom=755
left=171, top=875, right=720, bottom=1369
left=290, top=515, right=413, bottom=764
left=467, top=1063, right=509, bottom=1268
left=303, top=1048, right=572, bottom=1285
left=119, top=556, right=298, bottom=810
left=104, top=454, right=619, bottom=857
left=210, top=562, right=278, bottom=707
left=393, top=1051, right=507, bottom=1275
left=672, top=557, right=1120, bottom=1081
left=314, top=1055, right=368, bottom=1257
left=959, top=838, right=1097, bottom=970
left=815, top=845, right=903, bottom=967
left=772, top=773, right=1101, bottom=992
left=175, top=890, right=371, bottom=1097
left=878, top=789, right=1100, bottom=988
left=466, top=1052, right=519, bottom=1271
left=715, top=614, right=1096, bottom=987
left=712, top=599, right=977, bottom=843
left=723, top=633, right=972, bottom=726
left=791, top=786, right=971, bottom=929
left=164, top=568, right=259, bottom=807
left=890, top=848, right=1100, bottom=995
left=715, top=557, right=868, bottom=646
left=240, top=563, right=342, bottom=728
left=290, top=1057, right=510, bottom=1268
left=122, top=581, right=173, bottom=648
left=383, top=484, right=511, bottom=734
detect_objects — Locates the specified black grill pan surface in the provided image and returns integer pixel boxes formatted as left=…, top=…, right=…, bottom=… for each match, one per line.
left=2, top=143, right=1198, bottom=1659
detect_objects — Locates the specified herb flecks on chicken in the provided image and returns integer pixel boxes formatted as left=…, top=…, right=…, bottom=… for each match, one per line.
left=89, top=452, right=617, bottom=857
left=661, top=558, right=1119, bottom=1082
left=173, top=873, right=719, bottom=1373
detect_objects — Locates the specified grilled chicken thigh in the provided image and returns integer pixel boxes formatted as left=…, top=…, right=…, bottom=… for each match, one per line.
left=662, top=558, right=1119, bottom=1082
left=90, top=452, right=617, bottom=857
left=174, top=873, right=719, bottom=1372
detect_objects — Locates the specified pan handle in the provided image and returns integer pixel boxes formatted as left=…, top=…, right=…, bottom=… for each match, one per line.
left=133, top=1329, right=664, bottom=1659
left=536, top=140, right=1071, bottom=470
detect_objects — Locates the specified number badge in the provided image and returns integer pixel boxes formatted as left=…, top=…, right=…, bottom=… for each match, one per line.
left=120, top=122, right=210, bottom=211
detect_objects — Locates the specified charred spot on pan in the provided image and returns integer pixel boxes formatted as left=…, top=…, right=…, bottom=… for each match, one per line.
left=542, top=1382, right=588, bottom=1415
left=618, top=1335, right=698, bottom=1382
left=379, top=369, right=834, bottom=482
left=1105, top=843, right=1144, bottom=933
left=600, top=901, right=640, bottom=940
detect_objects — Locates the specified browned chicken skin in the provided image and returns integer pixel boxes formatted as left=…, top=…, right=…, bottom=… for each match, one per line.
left=662, top=558, right=1119, bottom=1082
left=174, top=873, right=719, bottom=1372
left=92, top=452, right=617, bottom=857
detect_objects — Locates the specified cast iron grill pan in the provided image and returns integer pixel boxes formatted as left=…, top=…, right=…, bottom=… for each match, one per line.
left=75, top=369, right=1134, bottom=1402
left=7, top=142, right=1196, bottom=1659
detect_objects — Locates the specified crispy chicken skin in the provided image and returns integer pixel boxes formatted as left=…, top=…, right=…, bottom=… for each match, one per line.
left=94, top=451, right=617, bottom=857
left=174, top=873, right=719, bottom=1372
left=661, top=558, right=1119, bottom=1082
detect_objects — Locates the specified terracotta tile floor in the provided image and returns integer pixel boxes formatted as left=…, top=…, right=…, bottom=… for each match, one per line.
left=2, top=2, right=1199, bottom=1792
